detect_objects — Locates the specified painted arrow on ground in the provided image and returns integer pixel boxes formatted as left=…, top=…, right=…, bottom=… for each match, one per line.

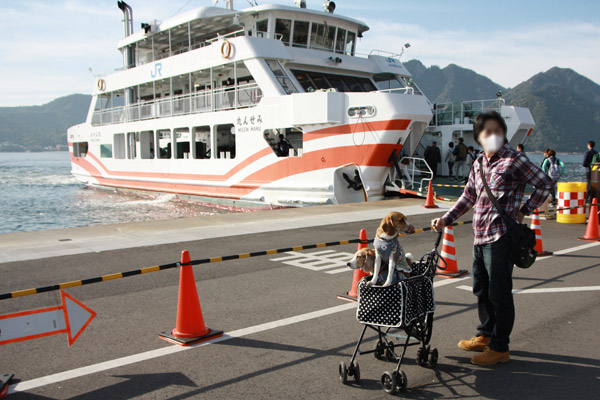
left=0, top=290, right=96, bottom=346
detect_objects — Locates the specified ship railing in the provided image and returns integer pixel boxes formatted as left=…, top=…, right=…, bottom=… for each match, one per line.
left=91, top=83, right=262, bottom=126
left=376, top=87, right=414, bottom=95
left=430, top=98, right=506, bottom=126
left=390, top=156, right=434, bottom=193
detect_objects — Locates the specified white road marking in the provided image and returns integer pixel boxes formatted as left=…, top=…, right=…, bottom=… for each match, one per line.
left=9, top=276, right=466, bottom=395
left=432, top=275, right=472, bottom=287
left=270, top=250, right=354, bottom=272
left=535, top=242, right=600, bottom=260
left=456, top=285, right=600, bottom=294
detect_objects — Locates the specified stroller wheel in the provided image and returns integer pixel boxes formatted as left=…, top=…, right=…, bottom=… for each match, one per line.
left=351, top=361, right=361, bottom=383
left=373, top=341, right=385, bottom=360
left=380, top=371, right=397, bottom=394
left=338, top=361, right=348, bottom=385
left=427, top=348, right=439, bottom=368
left=381, top=370, right=407, bottom=394
left=416, top=346, right=428, bottom=367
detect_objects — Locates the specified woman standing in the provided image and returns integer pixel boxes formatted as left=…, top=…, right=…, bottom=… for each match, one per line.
left=445, top=142, right=456, bottom=178
left=541, top=149, right=564, bottom=206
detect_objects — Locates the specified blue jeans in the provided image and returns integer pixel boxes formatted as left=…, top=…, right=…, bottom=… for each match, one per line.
left=472, top=234, right=515, bottom=352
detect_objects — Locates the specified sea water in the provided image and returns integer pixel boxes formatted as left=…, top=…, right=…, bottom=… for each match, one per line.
left=0, top=152, right=241, bottom=234
left=0, top=151, right=589, bottom=234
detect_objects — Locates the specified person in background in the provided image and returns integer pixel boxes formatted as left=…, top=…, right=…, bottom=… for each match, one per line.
left=446, top=142, right=456, bottom=178
left=583, top=141, right=597, bottom=203
left=276, top=133, right=292, bottom=157
left=517, top=143, right=525, bottom=154
left=541, top=149, right=564, bottom=206
left=424, top=141, right=442, bottom=179
left=453, top=138, right=468, bottom=181
left=431, top=111, right=552, bottom=366
left=541, top=148, right=550, bottom=168
left=462, top=146, right=478, bottom=183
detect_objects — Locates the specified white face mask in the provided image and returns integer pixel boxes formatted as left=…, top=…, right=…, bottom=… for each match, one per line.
left=480, top=134, right=504, bottom=153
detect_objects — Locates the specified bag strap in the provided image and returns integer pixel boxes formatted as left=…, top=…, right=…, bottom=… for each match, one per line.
left=478, top=157, right=517, bottom=226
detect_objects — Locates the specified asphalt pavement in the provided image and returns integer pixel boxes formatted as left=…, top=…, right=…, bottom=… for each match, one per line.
left=0, top=207, right=599, bottom=399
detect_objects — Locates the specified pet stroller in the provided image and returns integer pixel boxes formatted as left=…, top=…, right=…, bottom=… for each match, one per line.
left=338, top=231, right=446, bottom=394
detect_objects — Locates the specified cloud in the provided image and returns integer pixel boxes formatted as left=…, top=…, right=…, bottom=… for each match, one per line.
left=357, top=20, right=600, bottom=88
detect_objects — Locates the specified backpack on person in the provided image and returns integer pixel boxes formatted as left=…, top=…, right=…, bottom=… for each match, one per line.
left=548, top=158, right=562, bottom=181
left=592, top=152, right=600, bottom=164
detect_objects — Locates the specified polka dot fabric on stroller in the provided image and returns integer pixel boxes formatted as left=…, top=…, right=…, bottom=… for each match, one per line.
left=338, top=231, right=444, bottom=394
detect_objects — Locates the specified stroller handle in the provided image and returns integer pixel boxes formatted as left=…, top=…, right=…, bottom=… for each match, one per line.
left=434, top=230, right=443, bottom=250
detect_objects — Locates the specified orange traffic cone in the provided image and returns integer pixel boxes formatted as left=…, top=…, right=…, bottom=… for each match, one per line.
left=337, top=229, right=369, bottom=302
left=422, top=180, right=439, bottom=209
left=531, top=209, right=553, bottom=256
left=579, top=198, right=600, bottom=241
left=159, top=250, right=223, bottom=346
left=0, top=373, right=13, bottom=399
left=436, top=226, right=467, bottom=278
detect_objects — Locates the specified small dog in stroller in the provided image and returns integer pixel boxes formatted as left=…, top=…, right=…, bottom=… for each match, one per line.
left=347, top=211, right=415, bottom=286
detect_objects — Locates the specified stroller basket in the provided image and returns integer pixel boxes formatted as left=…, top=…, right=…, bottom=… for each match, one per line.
left=356, top=262, right=435, bottom=328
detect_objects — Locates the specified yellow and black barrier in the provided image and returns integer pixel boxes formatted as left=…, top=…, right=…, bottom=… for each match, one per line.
left=0, top=220, right=472, bottom=301
left=432, top=183, right=466, bottom=188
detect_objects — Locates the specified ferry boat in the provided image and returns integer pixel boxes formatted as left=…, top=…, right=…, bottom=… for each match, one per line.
left=67, top=0, right=434, bottom=207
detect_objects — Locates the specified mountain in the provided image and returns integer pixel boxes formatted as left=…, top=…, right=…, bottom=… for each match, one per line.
left=504, top=67, right=600, bottom=152
left=0, top=94, right=91, bottom=151
left=403, top=60, right=505, bottom=103
left=403, top=61, right=599, bottom=152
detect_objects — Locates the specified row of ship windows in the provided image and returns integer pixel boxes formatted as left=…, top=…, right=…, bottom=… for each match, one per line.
left=73, top=126, right=304, bottom=161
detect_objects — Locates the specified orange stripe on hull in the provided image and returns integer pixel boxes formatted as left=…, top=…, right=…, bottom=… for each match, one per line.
left=72, top=143, right=402, bottom=199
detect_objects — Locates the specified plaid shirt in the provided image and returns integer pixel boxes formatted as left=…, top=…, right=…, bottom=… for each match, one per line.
left=442, top=144, right=553, bottom=245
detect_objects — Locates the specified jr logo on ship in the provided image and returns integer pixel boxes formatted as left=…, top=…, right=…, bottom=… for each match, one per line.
left=151, top=62, right=163, bottom=78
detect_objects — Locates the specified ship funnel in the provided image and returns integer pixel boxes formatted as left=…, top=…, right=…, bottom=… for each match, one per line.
left=117, top=1, right=134, bottom=38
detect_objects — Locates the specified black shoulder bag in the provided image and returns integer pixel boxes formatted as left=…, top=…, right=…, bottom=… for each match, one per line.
left=479, top=161, right=537, bottom=269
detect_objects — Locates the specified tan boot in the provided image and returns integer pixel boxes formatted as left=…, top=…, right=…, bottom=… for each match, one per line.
left=458, top=335, right=490, bottom=351
left=471, top=346, right=510, bottom=366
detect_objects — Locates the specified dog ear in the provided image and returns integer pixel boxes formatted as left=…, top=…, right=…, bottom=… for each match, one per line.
left=381, top=214, right=396, bottom=235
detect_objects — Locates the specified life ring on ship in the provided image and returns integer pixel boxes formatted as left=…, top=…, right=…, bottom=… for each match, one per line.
left=221, top=40, right=232, bottom=59
left=97, top=78, right=106, bottom=91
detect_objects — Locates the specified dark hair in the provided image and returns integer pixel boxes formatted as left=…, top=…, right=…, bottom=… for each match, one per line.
left=517, top=143, right=524, bottom=150
left=458, top=137, right=464, bottom=143
left=449, top=142, right=454, bottom=148
left=467, top=146, right=474, bottom=151
left=432, top=141, right=437, bottom=145
left=473, top=111, right=507, bottom=145
left=589, top=141, right=596, bottom=148
left=548, top=149, right=556, bottom=157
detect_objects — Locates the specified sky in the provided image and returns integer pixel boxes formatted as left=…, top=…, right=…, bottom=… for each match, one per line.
left=1, top=0, right=599, bottom=106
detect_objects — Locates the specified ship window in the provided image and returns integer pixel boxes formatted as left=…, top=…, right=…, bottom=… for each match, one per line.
left=256, top=19, right=268, bottom=37
left=175, top=128, right=191, bottom=159
left=291, top=69, right=376, bottom=93
left=100, top=144, right=113, bottom=158
left=215, top=124, right=235, bottom=159
left=275, top=19, right=291, bottom=45
left=265, top=60, right=298, bottom=94
left=72, top=142, right=88, bottom=158
left=335, top=28, right=346, bottom=54
left=373, top=73, right=405, bottom=90
left=157, top=129, right=172, bottom=159
left=263, top=128, right=303, bottom=157
left=193, top=126, right=211, bottom=159
left=310, top=23, right=335, bottom=51
left=127, top=132, right=137, bottom=159
left=114, top=133, right=126, bottom=159
left=345, top=31, right=356, bottom=55
left=140, top=130, right=154, bottom=159
left=292, top=21, right=309, bottom=48
left=153, top=30, right=170, bottom=61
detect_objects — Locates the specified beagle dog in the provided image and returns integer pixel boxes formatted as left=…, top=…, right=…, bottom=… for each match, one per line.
left=371, top=211, right=415, bottom=286
left=347, top=248, right=377, bottom=274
